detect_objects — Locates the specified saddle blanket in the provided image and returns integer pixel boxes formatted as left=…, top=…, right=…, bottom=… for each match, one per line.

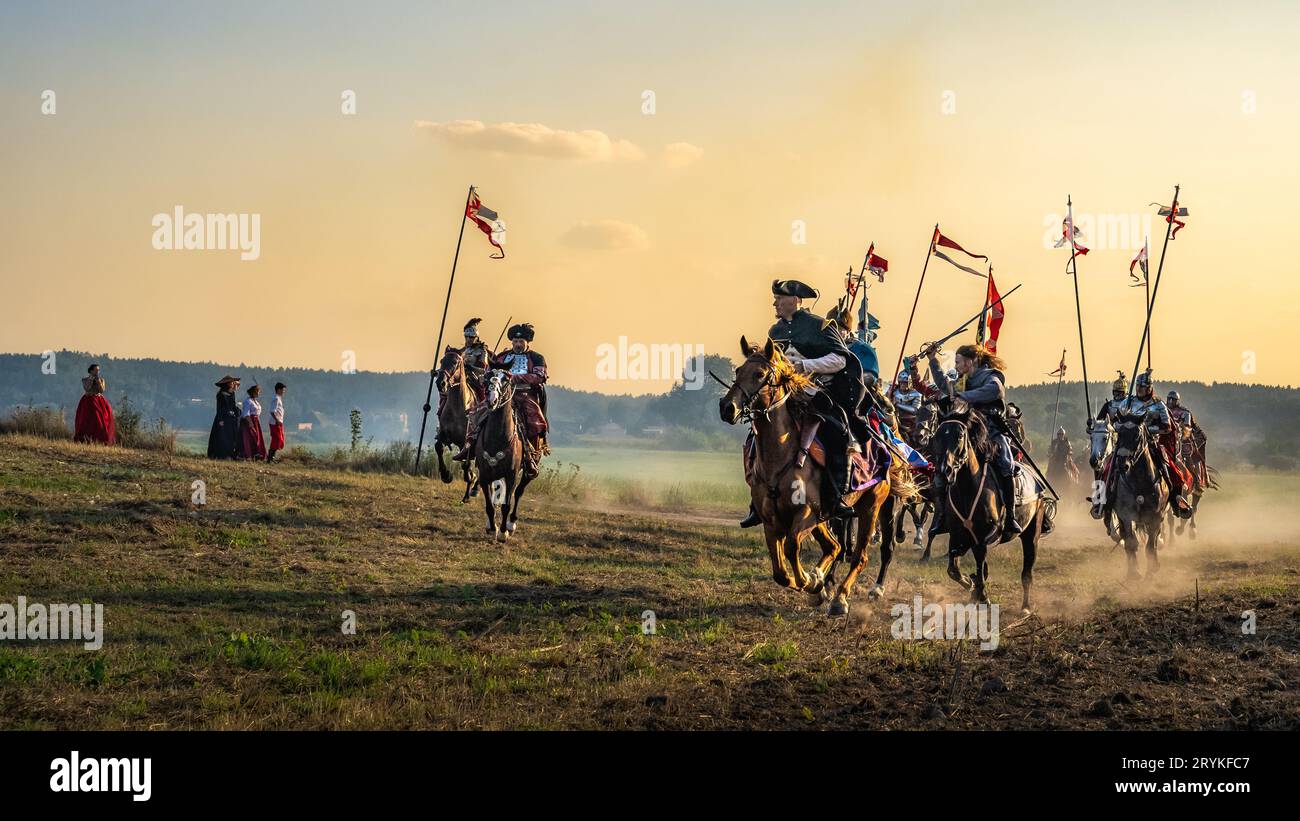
left=806, top=436, right=889, bottom=492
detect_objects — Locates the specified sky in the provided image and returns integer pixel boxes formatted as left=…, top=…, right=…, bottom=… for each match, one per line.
left=2, top=0, right=1298, bottom=394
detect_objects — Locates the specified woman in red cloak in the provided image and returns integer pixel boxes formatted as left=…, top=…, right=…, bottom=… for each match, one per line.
left=73, top=363, right=116, bottom=445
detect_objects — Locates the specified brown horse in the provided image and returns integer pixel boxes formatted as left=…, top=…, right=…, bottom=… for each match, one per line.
left=719, top=337, right=913, bottom=616
left=434, top=347, right=478, bottom=502
left=475, top=369, right=534, bottom=540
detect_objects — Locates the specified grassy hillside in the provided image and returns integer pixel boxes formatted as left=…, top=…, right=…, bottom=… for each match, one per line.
left=1, top=435, right=1297, bottom=729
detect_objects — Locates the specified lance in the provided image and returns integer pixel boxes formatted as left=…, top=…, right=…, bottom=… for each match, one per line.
left=893, top=224, right=938, bottom=383
left=414, top=184, right=474, bottom=473
left=1050, top=348, right=1066, bottom=432
left=1143, top=235, right=1152, bottom=370
left=1129, top=184, right=1180, bottom=396
left=1065, top=195, right=1092, bottom=421
left=996, top=411, right=1060, bottom=501
left=492, top=315, right=513, bottom=357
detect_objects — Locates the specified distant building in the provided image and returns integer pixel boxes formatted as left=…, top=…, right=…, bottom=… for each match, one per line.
left=297, top=422, right=313, bottom=431
left=642, top=427, right=665, bottom=437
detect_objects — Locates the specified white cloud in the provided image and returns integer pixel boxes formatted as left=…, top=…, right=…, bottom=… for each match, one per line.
left=415, top=119, right=645, bottom=162
left=663, top=142, right=704, bottom=169
left=560, top=220, right=650, bottom=251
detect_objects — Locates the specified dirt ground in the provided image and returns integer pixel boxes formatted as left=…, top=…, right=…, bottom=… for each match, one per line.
left=0, top=435, right=1295, bottom=729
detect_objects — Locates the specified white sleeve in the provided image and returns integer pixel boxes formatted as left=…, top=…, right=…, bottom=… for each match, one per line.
left=798, top=352, right=846, bottom=375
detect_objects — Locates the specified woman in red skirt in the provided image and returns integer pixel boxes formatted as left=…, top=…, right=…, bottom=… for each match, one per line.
left=73, top=363, right=116, bottom=444
left=240, top=384, right=267, bottom=460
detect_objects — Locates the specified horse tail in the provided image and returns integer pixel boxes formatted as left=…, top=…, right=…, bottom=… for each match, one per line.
left=887, top=455, right=920, bottom=503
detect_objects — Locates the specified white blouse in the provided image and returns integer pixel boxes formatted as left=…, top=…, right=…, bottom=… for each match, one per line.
left=270, top=395, right=284, bottom=424
left=241, top=397, right=262, bottom=419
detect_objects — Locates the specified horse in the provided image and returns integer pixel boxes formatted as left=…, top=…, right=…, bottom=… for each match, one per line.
left=1166, top=429, right=1216, bottom=543
left=928, top=401, right=1049, bottom=616
left=719, top=336, right=915, bottom=617
left=1110, top=413, right=1169, bottom=579
left=893, top=403, right=938, bottom=553
left=433, top=347, right=478, bottom=502
left=474, top=369, right=535, bottom=540
left=1088, top=419, right=1121, bottom=544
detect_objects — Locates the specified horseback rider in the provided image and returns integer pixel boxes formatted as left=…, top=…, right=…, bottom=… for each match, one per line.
left=460, top=318, right=491, bottom=401
left=455, top=322, right=549, bottom=478
left=1048, top=426, right=1078, bottom=483
left=1167, top=389, right=1208, bottom=490
left=889, top=371, right=923, bottom=440
left=925, top=341, right=1024, bottom=541
left=738, top=279, right=859, bottom=527
left=1113, top=371, right=1193, bottom=518
left=1094, top=371, right=1128, bottom=426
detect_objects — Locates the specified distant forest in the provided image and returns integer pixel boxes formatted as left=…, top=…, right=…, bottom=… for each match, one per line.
left=1, top=350, right=1294, bottom=470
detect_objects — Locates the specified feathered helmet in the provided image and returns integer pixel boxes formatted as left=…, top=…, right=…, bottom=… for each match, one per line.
left=507, top=323, right=535, bottom=342
left=1111, top=370, right=1129, bottom=393
left=463, top=317, right=483, bottom=338
left=826, top=295, right=853, bottom=332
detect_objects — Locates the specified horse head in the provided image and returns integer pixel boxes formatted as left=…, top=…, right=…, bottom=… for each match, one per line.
left=1113, top=413, right=1152, bottom=474
left=719, top=336, right=807, bottom=425
left=484, top=368, right=515, bottom=413
left=436, top=346, right=464, bottom=395
left=1089, top=418, right=1115, bottom=472
left=931, top=402, right=977, bottom=484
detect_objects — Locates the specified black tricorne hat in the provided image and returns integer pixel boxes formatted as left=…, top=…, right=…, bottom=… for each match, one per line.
left=507, top=323, right=535, bottom=342
left=772, top=279, right=818, bottom=299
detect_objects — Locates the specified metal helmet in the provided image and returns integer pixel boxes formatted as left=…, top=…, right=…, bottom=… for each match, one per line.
left=897, top=371, right=913, bottom=386
left=1167, top=390, right=1180, bottom=403
left=945, top=368, right=958, bottom=382
left=1111, top=371, right=1128, bottom=394
left=1135, top=371, right=1153, bottom=394
left=1056, top=426, right=1067, bottom=437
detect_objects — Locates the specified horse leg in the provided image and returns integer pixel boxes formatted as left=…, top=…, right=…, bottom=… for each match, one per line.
left=946, top=537, right=973, bottom=590
left=969, top=542, right=990, bottom=604
left=868, top=489, right=893, bottom=600
left=498, top=474, right=516, bottom=540
left=1190, top=493, right=1199, bottom=539
left=806, top=523, right=842, bottom=605
left=1019, top=507, right=1039, bottom=617
left=482, top=475, right=497, bottom=538
left=507, top=472, right=533, bottom=534
left=436, top=440, right=452, bottom=483
left=1120, top=519, right=1140, bottom=580
left=784, top=525, right=809, bottom=591
left=1145, top=516, right=1161, bottom=576
left=913, top=504, right=930, bottom=547
left=764, top=522, right=794, bottom=589
left=829, top=500, right=874, bottom=616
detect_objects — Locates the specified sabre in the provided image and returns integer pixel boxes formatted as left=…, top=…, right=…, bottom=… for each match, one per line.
left=919, top=283, right=1024, bottom=357
left=492, top=315, right=513, bottom=357
left=994, top=412, right=1061, bottom=501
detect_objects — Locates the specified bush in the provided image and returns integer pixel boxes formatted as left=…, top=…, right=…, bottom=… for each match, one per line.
left=115, top=396, right=176, bottom=453
left=0, top=404, right=69, bottom=438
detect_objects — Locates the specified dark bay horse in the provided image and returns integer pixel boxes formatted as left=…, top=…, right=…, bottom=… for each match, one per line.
left=894, top=402, right=937, bottom=552
left=434, top=347, right=478, bottom=502
left=719, top=337, right=914, bottom=616
left=929, top=402, right=1049, bottom=616
left=475, top=370, right=534, bottom=540
left=1110, top=413, right=1169, bottom=577
left=1088, top=419, right=1121, bottom=544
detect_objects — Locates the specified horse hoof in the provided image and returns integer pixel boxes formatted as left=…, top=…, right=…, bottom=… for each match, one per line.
left=1021, top=607, right=1032, bottom=618
left=971, top=590, right=990, bottom=605
left=1090, top=506, right=1103, bottom=520
left=867, top=584, right=884, bottom=601
left=505, top=521, right=517, bottom=533
left=502, top=530, right=511, bottom=541
left=806, top=567, right=825, bottom=594
left=828, top=596, right=849, bottom=617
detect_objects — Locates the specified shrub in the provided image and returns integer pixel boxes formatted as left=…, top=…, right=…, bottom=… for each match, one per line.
left=0, top=404, right=69, bottom=438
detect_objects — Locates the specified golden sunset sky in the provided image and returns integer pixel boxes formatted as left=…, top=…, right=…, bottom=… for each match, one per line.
left=3, top=0, right=1297, bottom=393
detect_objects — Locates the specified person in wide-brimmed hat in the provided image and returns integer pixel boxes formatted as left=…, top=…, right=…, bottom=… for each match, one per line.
left=207, top=375, right=242, bottom=459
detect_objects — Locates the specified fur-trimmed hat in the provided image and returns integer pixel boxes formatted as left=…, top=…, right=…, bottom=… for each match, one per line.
left=507, top=323, right=535, bottom=342
left=772, top=279, right=818, bottom=299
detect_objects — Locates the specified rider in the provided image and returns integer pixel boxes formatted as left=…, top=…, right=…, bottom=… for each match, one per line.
left=889, top=371, right=923, bottom=440
left=925, top=341, right=1024, bottom=541
left=460, top=318, right=491, bottom=402
left=738, top=279, right=859, bottom=527
left=455, top=323, right=549, bottom=478
left=1113, top=371, right=1193, bottom=518
left=1166, top=389, right=1208, bottom=491
left=1048, top=426, right=1078, bottom=482
left=1094, top=371, right=1128, bottom=426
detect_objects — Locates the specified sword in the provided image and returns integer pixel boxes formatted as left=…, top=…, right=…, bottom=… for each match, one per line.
left=993, top=412, right=1060, bottom=501
left=492, top=315, right=513, bottom=357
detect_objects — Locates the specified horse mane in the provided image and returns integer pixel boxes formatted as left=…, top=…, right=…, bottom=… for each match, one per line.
left=752, top=347, right=814, bottom=393
left=965, top=411, right=998, bottom=462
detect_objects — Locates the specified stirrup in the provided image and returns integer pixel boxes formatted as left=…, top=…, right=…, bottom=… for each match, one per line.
left=739, top=506, right=762, bottom=528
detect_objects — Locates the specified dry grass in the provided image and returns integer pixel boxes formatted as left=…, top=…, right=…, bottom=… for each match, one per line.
left=0, top=434, right=1296, bottom=730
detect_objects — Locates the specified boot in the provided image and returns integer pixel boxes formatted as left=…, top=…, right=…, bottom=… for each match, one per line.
left=999, top=472, right=1023, bottom=543
left=739, top=504, right=762, bottom=528
left=452, top=444, right=472, bottom=462
left=828, top=458, right=856, bottom=519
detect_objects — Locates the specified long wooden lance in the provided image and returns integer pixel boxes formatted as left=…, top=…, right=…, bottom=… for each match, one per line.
left=1129, top=184, right=1180, bottom=396
left=1050, top=348, right=1066, bottom=432
left=893, top=224, right=938, bottom=383
left=414, top=184, right=474, bottom=473
left=492, top=315, right=513, bottom=357
left=1065, top=195, right=1092, bottom=422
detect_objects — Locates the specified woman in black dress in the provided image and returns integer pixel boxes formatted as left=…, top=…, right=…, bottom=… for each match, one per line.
left=207, top=375, right=242, bottom=459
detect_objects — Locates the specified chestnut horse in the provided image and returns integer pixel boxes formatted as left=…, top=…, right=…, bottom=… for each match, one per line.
left=434, top=347, right=478, bottom=502
left=719, top=337, right=913, bottom=616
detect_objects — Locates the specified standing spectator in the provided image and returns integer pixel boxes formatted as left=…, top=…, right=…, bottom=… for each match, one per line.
left=207, top=375, right=241, bottom=459
left=240, top=384, right=267, bottom=461
left=73, top=363, right=116, bottom=444
left=267, top=382, right=286, bottom=462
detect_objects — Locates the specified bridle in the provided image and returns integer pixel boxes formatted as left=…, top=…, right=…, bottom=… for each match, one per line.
left=935, top=415, right=996, bottom=545
left=485, top=371, right=514, bottom=412
left=732, top=355, right=794, bottom=424
left=437, top=351, right=465, bottom=394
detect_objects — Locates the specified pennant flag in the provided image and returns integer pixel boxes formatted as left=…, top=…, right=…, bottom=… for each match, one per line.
left=931, top=226, right=989, bottom=277
left=884, top=422, right=932, bottom=469
left=1129, top=237, right=1149, bottom=286
left=983, top=271, right=1005, bottom=353
left=865, top=243, right=889, bottom=282
left=1047, top=352, right=1067, bottom=377
left=1054, top=210, right=1090, bottom=257
left=1152, top=201, right=1188, bottom=239
left=467, top=188, right=506, bottom=258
